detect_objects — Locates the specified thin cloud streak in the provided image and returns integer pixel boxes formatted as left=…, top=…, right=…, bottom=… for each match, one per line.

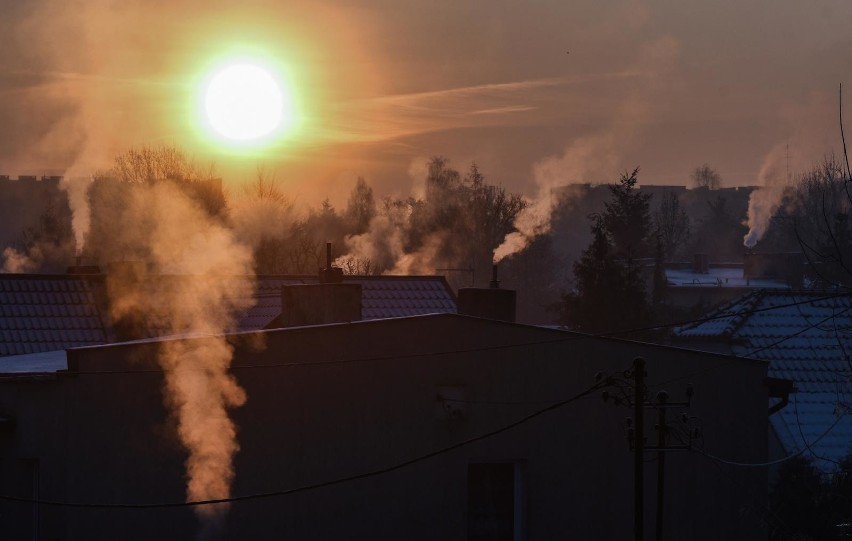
left=323, top=70, right=641, bottom=144
left=468, top=105, right=536, bottom=116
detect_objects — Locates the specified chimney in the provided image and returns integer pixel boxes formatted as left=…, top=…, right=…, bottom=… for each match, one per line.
left=319, top=242, right=344, bottom=284
left=66, top=252, right=100, bottom=275
left=692, top=253, right=709, bottom=274
left=263, top=242, right=362, bottom=328
left=457, top=264, right=516, bottom=322
left=489, top=263, right=500, bottom=289
left=272, top=283, right=362, bottom=328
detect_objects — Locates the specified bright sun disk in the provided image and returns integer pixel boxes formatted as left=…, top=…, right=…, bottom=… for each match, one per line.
left=204, top=63, right=288, bottom=141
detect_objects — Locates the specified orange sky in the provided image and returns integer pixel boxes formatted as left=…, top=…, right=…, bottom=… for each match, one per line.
left=1, top=0, right=851, bottom=205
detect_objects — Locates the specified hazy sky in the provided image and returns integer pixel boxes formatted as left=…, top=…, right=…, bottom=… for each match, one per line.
left=1, top=0, right=851, bottom=204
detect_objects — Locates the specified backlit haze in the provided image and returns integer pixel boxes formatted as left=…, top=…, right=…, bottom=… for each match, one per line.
left=2, top=0, right=852, bottom=204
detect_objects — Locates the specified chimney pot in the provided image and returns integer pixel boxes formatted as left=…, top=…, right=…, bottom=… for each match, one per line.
left=270, top=283, right=362, bottom=328
left=692, top=253, right=709, bottom=274
left=458, top=286, right=516, bottom=323
left=319, top=242, right=344, bottom=283
left=490, top=264, right=500, bottom=289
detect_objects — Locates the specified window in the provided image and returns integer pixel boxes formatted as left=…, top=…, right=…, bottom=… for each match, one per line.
left=467, top=462, right=523, bottom=541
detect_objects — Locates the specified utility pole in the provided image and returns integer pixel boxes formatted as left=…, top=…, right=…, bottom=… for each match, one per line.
left=633, top=357, right=645, bottom=541
left=655, top=391, right=668, bottom=541
left=600, top=359, right=697, bottom=541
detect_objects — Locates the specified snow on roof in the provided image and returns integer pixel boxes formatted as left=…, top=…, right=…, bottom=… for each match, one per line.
left=665, top=266, right=789, bottom=289
left=673, top=289, right=852, bottom=467
left=0, top=349, right=67, bottom=373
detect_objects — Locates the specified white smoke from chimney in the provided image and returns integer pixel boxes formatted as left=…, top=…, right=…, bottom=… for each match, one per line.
left=493, top=36, right=681, bottom=262
left=743, top=143, right=788, bottom=248
left=743, top=92, right=839, bottom=248
left=2, top=247, right=40, bottom=273
left=493, top=133, right=619, bottom=263
left=60, top=174, right=95, bottom=252
left=334, top=205, right=413, bottom=273
left=103, top=181, right=255, bottom=533
left=389, top=231, right=447, bottom=275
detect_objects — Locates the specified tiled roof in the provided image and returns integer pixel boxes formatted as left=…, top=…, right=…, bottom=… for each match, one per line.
left=0, top=273, right=457, bottom=354
left=673, top=290, right=852, bottom=467
left=237, top=275, right=457, bottom=331
left=0, top=275, right=108, bottom=356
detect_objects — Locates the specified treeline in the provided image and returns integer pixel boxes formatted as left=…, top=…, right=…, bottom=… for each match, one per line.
left=7, top=145, right=850, bottom=326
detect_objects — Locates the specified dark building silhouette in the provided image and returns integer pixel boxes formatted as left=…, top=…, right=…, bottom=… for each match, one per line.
left=0, top=312, right=768, bottom=539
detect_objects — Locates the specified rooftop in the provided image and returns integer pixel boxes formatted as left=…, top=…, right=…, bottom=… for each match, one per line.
left=673, top=289, right=852, bottom=467
left=0, top=274, right=109, bottom=356
left=665, top=265, right=790, bottom=289
left=0, top=272, right=457, bottom=360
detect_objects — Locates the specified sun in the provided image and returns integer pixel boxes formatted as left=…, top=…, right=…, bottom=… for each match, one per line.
left=204, top=63, right=291, bottom=141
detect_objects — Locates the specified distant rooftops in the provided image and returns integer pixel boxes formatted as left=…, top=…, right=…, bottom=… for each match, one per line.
left=665, top=265, right=791, bottom=289
left=0, top=175, right=63, bottom=182
left=672, top=289, right=852, bottom=468
left=0, top=271, right=458, bottom=360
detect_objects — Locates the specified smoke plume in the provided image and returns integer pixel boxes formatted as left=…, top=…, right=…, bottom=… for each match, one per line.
left=743, top=92, right=841, bottom=248
left=743, top=145, right=788, bottom=248
left=101, top=181, right=255, bottom=534
left=493, top=36, right=681, bottom=262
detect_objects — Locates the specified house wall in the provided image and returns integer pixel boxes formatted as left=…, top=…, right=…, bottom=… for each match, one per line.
left=0, top=315, right=768, bottom=540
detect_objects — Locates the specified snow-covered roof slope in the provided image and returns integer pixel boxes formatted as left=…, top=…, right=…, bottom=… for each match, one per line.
left=674, top=290, right=852, bottom=468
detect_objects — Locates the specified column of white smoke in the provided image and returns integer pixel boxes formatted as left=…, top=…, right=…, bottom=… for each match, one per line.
left=493, top=133, right=619, bottom=263
left=743, top=144, right=788, bottom=248
left=492, top=36, right=680, bottom=263
left=104, top=182, right=255, bottom=535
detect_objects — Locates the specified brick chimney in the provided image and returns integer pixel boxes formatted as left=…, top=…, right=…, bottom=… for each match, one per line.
left=265, top=243, right=362, bottom=328
left=271, top=284, right=362, bottom=328
left=692, top=253, right=709, bottom=274
left=457, top=264, right=516, bottom=323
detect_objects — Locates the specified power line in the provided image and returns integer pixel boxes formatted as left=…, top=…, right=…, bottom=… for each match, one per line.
left=742, top=306, right=852, bottom=358
left=690, top=409, right=847, bottom=468
left=652, top=297, right=852, bottom=390
left=0, top=379, right=609, bottom=509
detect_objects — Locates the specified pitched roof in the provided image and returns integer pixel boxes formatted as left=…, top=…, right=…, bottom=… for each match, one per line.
left=0, top=275, right=109, bottom=356
left=673, top=289, right=852, bottom=467
left=0, top=273, right=457, bottom=356
left=237, top=275, right=457, bottom=331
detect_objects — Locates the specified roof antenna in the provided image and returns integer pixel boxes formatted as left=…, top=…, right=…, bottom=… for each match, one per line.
left=841, top=83, right=852, bottom=181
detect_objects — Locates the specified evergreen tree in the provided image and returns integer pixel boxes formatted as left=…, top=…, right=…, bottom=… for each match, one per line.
left=561, top=168, right=651, bottom=332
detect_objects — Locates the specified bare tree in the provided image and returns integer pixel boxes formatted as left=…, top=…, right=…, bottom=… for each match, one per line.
left=345, top=177, right=376, bottom=235
left=245, top=166, right=290, bottom=205
left=691, top=163, right=722, bottom=190
left=84, top=145, right=226, bottom=266
left=653, top=190, right=690, bottom=261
